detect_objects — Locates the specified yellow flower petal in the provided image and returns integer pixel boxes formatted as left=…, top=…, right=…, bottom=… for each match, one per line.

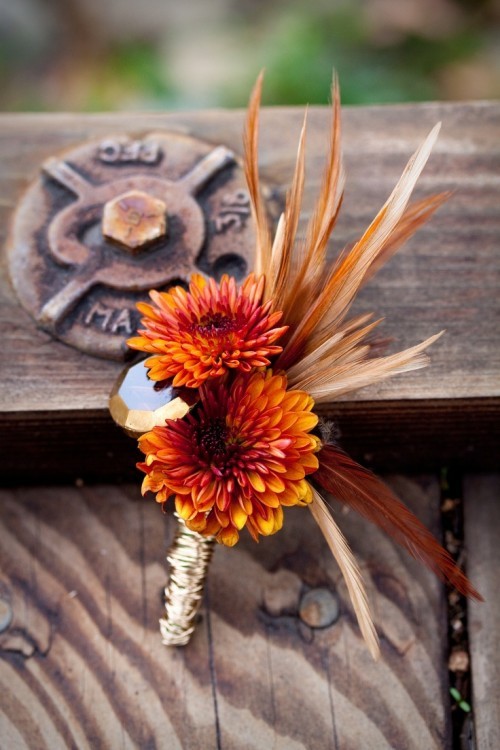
left=219, top=526, right=239, bottom=546
left=230, top=503, right=248, bottom=530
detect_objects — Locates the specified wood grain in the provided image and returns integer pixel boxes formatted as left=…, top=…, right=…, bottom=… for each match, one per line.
left=0, top=477, right=450, bottom=749
left=464, top=475, right=500, bottom=750
left=0, top=102, right=499, bottom=476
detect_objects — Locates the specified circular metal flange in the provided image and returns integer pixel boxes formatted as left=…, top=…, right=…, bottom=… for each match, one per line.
left=8, top=132, right=276, bottom=360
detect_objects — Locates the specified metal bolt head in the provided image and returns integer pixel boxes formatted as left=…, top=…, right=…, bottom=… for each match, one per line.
left=102, top=189, right=167, bottom=252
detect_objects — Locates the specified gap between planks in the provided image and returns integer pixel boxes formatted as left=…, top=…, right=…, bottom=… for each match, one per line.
left=464, top=475, right=500, bottom=750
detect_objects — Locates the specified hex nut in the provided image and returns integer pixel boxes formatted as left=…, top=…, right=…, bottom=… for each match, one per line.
left=102, top=189, right=167, bottom=252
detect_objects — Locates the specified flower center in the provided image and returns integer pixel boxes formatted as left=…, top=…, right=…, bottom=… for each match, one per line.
left=192, top=312, right=241, bottom=336
left=197, top=418, right=229, bottom=458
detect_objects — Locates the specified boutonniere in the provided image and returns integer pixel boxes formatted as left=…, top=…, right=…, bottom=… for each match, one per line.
left=112, top=73, right=481, bottom=657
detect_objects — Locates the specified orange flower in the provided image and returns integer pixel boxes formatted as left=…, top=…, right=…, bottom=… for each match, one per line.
left=128, top=273, right=287, bottom=388
left=138, top=370, right=320, bottom=545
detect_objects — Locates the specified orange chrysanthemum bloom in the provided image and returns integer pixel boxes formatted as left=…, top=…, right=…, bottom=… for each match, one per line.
left=128, top=273, right=287, bottom=388
left=138, top=369, right=320, bottom=546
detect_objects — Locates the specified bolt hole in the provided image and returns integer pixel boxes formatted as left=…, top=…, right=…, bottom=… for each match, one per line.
left=212, top=253, right=247, bottom=282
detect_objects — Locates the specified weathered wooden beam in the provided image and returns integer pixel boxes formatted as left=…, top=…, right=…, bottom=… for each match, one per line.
left=0, top=102, right=498, bottom=478
left=0, top=477, right=450, bottom=748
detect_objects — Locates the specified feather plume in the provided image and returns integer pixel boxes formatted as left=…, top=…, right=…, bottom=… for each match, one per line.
left=328, top=192, right=451, bottom=290
left=286, top=315, right=381, bottom=383
left=302, top=77, right=345, bottom=271
left=290, top=331, right=444, bottom=400
left=310, top=488, right=380, bottom=659
left=278, top=123, right=441, bottom=370
left=278, top=79, right=345, bottom=326
left=361, top=191, right=452, bottom=286
left=315, top=446, right=483, bottom=600
left=244, top=70, right=273, bottom=277
left=268, top=111, right=308, bottom=307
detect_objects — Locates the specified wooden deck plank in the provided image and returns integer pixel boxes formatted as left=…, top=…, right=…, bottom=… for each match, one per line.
left=0, top=477, right=450, bottom=748
left=464, top=475, right=500, bottom=750
left=0, top=101, right=499, bottom=477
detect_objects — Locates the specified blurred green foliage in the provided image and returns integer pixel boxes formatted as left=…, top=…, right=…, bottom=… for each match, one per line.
left=227, top=4, right=485, bottom=106
left=84, top=42, right=175, bottom=112
left=0, top=0, right=497, bottom=111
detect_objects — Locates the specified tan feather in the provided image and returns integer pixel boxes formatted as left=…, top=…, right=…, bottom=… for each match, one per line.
left=269, top=212, right=286, bottom=291
left=331, top=192, right=451, bottom=290
left=309, top=488, right=380, bottom=660
left=292, top=331, right=444, bottom=401
left=244, top=70, right=273, bottom=277
left=278, top=123, right=441, bottom=370
left=316, top=447, right=483, bottom=600
left=361, top=191, right=452, bottom=285
left=269, top=112, right=308, bottom=307
left=297, top=77, right=345, bottom=287
left=319, top=123, right=442, bottom=333
left=279, top=78, right=345, bottom=324
left=286, top=316, right=382, bottom=382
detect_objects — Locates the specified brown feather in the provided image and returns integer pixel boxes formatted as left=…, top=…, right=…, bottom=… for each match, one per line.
left=286, top=316, right=382, bottom=383
left=277, top=124, right=441, bottom=370
left=361, top=191, right=452, bottom=285
left=269, top=112, right=308, bottom=307
left=314, top=445, right=482, bottom=600
left=290, top=331, right=443, bottom=400
left=297, top=77, right=344, bottom=288
left=243, top=70, right=273, bottom=277
left=277, top=77, right=345, bottom=327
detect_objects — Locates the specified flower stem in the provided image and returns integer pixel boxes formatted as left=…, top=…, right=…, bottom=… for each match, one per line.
left=160, top=514, right=216, bottom=646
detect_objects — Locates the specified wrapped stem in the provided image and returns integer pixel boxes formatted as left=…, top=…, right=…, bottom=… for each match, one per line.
left=160, top=514, right=216, bottom=646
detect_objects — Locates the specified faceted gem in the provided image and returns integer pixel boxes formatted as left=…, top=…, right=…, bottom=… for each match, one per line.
left=102, top=190, right=167, bottom=252
left=109, top=361, right=193, bottom=437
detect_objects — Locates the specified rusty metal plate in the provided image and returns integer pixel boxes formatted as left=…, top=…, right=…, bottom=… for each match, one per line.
left=8, top=132, right=276, bottom=360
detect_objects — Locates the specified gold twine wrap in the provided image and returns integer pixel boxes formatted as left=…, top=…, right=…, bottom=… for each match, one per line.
left=160, top=514, right=216, bottom=646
